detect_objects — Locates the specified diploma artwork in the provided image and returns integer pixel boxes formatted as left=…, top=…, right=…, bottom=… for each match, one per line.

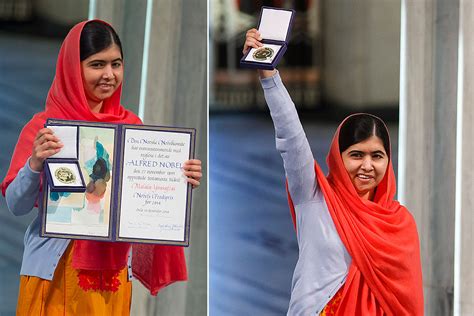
left=39, top=119, right=196, bottom=246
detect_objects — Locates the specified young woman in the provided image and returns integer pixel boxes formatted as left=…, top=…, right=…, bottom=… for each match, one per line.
left=244, top=29, right=423, bottom=315
left=2, top=20, right=202, bottom=315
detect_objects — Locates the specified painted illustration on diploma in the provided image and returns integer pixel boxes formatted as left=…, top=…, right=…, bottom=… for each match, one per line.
left=46, top=126, right=115, bottom=236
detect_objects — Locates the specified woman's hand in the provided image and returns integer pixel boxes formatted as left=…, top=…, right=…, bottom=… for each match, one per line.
left=183, top=159, right=202, bottom=188
left=243, top=28, right=263, bottom=55
left=243, top=28, right=277, bottom=78
left=30, top=128, right=63, bottom=172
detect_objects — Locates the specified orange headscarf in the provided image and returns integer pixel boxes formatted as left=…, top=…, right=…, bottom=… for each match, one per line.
left=1, top=20, right=186, bottom=295
left=287, top=114, right=423, bottom=315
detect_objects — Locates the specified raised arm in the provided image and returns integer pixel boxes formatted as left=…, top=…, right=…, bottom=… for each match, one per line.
left=243, top=29, right=318, bottom=204
left=260, top=71, right=318, bottom=204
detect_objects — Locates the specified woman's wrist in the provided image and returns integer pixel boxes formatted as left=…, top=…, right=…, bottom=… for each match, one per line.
left=29, top=157, right=43, bottom=172
left=258, top=69, right=277, bottom=79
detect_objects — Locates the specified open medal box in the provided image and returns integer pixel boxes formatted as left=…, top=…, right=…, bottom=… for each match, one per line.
left=44, top=125, right=86, bottom=192
left=240, top=6, right=295, bottom=70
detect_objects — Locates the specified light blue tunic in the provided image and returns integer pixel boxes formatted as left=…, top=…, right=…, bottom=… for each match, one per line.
left=261, top=72, right=352, bottom=315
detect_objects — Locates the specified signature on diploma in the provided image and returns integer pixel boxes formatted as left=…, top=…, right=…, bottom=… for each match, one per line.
left=157, top=223, right=184, bottom=232
left=127, top=220, right=183, bottom=232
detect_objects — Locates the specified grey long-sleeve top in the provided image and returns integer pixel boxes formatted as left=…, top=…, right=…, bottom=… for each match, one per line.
left=5, top=158, right=132, bottom=281
left=261, top=72, right=351, bottom=316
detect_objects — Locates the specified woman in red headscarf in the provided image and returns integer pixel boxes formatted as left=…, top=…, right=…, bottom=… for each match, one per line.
left=2, top=20, right=202, bottom=315
left=243, top=29, right=423, bottom=315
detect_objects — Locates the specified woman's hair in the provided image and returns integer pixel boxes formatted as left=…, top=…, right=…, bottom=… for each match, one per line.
left=80, top=21, right=123, bottom=61
left=339, top=114, right=390, bottom=157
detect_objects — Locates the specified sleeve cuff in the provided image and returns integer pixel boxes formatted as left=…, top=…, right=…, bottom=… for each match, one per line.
left=260, top=70, right=282, bottom=89
left=25, top=157, right=41, bottom=175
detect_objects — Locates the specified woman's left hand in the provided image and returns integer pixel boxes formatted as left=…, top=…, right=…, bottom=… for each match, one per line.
left=183, top=159, right=202, bottom=188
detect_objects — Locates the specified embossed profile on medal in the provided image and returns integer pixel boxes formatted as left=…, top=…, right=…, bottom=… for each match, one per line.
left=55, top=167, right=76, bottom=184
left=252, top=47, right=274, bottom=61
left=245, top=44, right=282, bottom=64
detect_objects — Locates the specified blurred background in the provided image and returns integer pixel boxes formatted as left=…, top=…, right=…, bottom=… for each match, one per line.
left=210, top=0, right=400, bottom=114
left=210, top=0, right=473, bottom=315
left=0, top=0, right=206, bottom=315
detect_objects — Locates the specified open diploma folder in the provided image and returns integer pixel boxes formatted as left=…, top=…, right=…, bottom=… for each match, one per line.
left=240, top=6, right=295, bottom=70
left=39, top=119, right=196, bottom=246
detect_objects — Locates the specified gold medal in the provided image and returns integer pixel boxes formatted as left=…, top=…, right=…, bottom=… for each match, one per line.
left=55, top=167, right=76, bottom=184
left=253, top=47, right=274, bottom=61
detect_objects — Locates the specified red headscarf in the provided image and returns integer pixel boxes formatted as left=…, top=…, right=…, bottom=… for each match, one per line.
left=287, top=114, right=423, bottom=315
left=1, top=20, right=186, bottom=294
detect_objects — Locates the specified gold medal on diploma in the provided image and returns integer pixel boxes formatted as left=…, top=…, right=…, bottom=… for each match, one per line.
left=55, top=167, right=76, bottom=184
left=253, top=47, right=274, bottom=61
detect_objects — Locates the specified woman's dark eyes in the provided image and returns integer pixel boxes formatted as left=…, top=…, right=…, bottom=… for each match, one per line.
left=350, top=153, right=384, bottom=159
left=90, top=62, right=122, bottom=68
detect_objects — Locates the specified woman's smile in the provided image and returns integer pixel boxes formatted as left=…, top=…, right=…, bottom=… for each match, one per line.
left=97, top=83, right=115, bottom=92
left=356, top=173, right=374, bottom=181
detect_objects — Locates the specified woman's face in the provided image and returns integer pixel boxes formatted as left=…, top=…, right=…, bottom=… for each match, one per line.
left=81, top=44, right=123, bottom=111
left=341, top=135, right=389, bottom=200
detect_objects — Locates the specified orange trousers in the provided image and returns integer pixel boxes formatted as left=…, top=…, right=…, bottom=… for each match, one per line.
left=16, top=243, right=132, bottom=316
left=320, top=285, right=343, bottom=316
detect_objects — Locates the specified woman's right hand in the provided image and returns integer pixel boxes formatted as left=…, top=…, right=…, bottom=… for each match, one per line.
left=243, top=28, right=263, bottom=55
left=30, top=128, right=63, bottom=172
left=243, top=28, right=277, bottom=78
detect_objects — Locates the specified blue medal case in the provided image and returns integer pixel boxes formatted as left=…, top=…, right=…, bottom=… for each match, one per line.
left=240, top=6, right=295, bottom=70
left=44, top=123, right=86, bottom=192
